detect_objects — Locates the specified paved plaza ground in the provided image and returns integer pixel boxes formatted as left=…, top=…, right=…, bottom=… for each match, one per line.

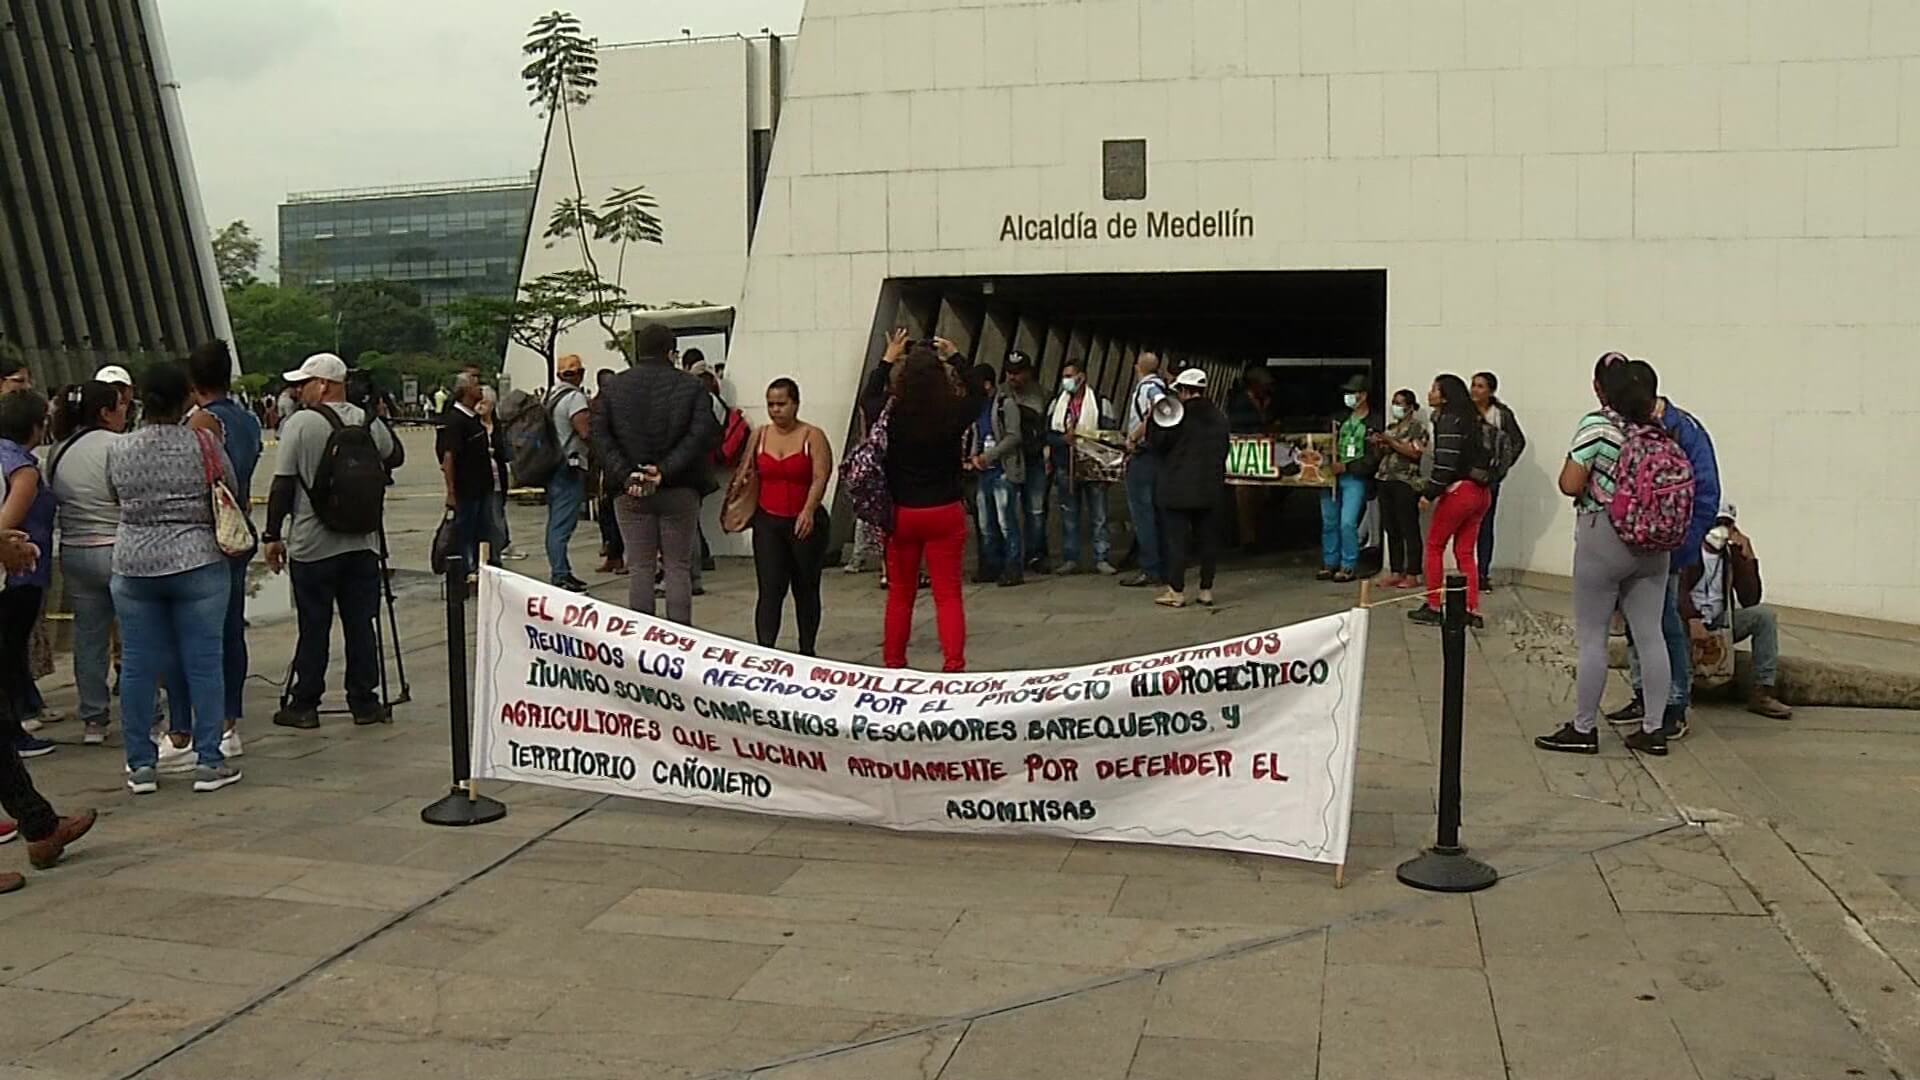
left=3, top=430, right=1918, bottom=1079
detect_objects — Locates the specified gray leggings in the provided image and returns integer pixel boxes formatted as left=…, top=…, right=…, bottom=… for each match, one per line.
left=1572, top=513, right=1670, bottom=734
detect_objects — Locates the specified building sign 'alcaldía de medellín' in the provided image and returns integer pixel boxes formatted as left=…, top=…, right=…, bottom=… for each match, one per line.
left=1000, top=209, right=1257, bottom=243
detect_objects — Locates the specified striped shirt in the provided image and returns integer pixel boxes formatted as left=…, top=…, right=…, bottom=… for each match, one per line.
left=1568, top=410, right=1625, bottom=511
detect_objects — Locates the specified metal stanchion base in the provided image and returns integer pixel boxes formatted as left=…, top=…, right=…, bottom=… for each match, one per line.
left=1396, top=845, right=1498, bottom=893
left=420, top=788, right=507, bottom=828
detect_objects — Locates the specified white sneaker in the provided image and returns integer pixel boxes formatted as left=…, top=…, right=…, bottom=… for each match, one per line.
left=126, top=766, right=159, bottom=795
left=155, top=738, right=196, bottom=775
left=220, top=730, right=244, bottom=759
left=83, top=721, right=107, bottom=746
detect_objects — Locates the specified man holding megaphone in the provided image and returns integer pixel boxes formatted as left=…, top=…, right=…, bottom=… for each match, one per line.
left=1120, top=353, right=1171, bottom=588
left=1145, top=368, right=1230, bottom=609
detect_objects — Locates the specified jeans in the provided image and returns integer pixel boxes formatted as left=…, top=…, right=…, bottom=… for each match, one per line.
left=1319, top=473, right=1369, bottom=571
left=1124, top=455, right=1163, bottom=579
left=222, top=555, right=249, bottom=723
left=113, top=562, right=228, bottom=770
left=545, top=465, right=585, bottom=580
left=885, top=502, right=967, bottom=672
left=1574, top=513, right=1670, bottom=734
left=0, top=586, right=42, bottom=727
left=453, top=496, right=489, bottom=571
left=1424, top=482, right=1491, bottom=614
left=1477, top=481, right=1502, bottom=583
left=1023, top=460, right=1049, bottom=565
left=617, top=487, right=699, bottom=623
left=1056, top=472, right=1111, bottom=567
left=752, top=507, right=828, bottom=655
left=1733, top=605, right=1780, bottom=687
left=1627, top=570, right=1695, bottom=710
left=287, top=550, right=383, bottom=714
left=63, top=545, right=116, bottom=726
left=975, top=472, right=1022, bottom=579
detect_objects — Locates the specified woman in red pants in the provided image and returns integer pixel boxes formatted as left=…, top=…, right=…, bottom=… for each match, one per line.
left=1409, top=374, right=1493, bottom=629
left=878, top=336, right=975, bottom=672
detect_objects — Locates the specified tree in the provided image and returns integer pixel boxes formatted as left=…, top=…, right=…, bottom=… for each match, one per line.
left=212, top=220, right=262, bottom=290
left=523, top=11, right=662, bottom=355
left=328, top=280, right=439, bottom=364
left=448, top=269, right=631, bottom=387
left=224, top=281, right=332, bottom=377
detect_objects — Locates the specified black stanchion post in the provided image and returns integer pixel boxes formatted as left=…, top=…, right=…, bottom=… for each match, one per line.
left=422, top=554, right=507, bottom=827
left=1396, top=573, right=1497, bottom=893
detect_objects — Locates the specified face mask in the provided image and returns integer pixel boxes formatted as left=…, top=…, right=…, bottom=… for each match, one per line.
left=1063, top=377, right=1081, bottom=393
left=1343, top=393, right=1359, bottom=409
left=1389, top=404, right=1407, bottom=421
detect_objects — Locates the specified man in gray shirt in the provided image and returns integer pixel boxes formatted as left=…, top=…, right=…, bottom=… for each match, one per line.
left=545, top=354, right=591, bottom=592
left=261, top=353, right=400, bottom=730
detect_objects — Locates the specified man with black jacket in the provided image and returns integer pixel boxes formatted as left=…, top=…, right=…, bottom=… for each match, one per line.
left=592, top=323, right=720, bottom=623
left=437, top=375, right=494, bottom=575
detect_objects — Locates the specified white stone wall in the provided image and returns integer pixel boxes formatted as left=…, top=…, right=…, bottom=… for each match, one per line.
left=717, top=0, right=1920, bottom=623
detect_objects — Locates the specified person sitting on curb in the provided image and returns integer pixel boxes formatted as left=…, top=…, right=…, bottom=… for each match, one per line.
left=1609, top=504, right=1793, bottom=723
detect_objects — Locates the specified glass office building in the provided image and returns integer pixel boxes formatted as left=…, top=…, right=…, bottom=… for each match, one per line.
left=278, top=176, right=536, bottom=317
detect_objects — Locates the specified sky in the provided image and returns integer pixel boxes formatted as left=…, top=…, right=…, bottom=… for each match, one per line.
left=160, top=0, right=806, bottom=279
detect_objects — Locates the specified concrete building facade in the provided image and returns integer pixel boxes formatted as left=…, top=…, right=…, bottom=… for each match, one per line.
left=518, top=1, right=1920, bottom=624
left=0, top=0, right=229, bottom=384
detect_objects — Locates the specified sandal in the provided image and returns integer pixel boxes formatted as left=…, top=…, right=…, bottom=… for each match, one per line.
left=1332, top=570, right=1355, bottom=584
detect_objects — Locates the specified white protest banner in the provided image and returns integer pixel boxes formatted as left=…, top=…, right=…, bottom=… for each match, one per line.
left=472, top=569, right=1369, bottom=866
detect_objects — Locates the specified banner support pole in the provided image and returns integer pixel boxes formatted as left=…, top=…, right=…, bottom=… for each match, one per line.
left=422, top=554, right=507, bottom=827
left=1394, top=574, right=1496, bottom=893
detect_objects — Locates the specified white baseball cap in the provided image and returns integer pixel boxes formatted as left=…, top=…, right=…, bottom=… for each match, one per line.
left=1173, top=368, right=1208, bottom=390
left=283, top=352, right=349, bottom=384
left=95, top=365, right=133, bottom=386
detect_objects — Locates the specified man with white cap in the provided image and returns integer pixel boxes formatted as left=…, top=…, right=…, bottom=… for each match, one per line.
left=261, top=353, right=400, bottom=730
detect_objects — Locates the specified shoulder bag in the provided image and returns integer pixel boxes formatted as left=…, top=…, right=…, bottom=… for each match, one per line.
left=720, top=425, right=767, bottom=534
left=196, top=429, right=256, bottom=558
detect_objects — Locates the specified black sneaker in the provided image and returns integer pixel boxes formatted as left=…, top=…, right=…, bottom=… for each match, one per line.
left=1624, top=728, right=1669, bottom=756
left=1468, top=613, right=1486, bottom=630
left=1407, top=606, right=1443, bottom=626
left=1660, top=705, right=1690, bottom=742
left=1119, top=573, right=1159, bottom=588
left=1534, top=723, right=1599, bottom=755
left=273, top=706, right=319, bottom=730
left=692, top=585, right=706, bottom=597
left=554, top=577, right=589, bottom=594
left=1315, top=567, right=1337, bottom=581
left=1605, top=696, right=1646, bottom=725
left=352, top=704, right=391, bottom=727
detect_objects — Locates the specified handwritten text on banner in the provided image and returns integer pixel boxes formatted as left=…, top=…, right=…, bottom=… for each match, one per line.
left=472, top=570, right=1368, bottom=866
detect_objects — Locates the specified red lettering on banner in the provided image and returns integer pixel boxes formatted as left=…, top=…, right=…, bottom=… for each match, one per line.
left=1022, top=754, right=1080, bottom=783
left=703, top=645, right=738, bottom=664
left=1093, top=750, right=1234, bottom=781
left=605, top=615, right=638, bottom=637
left=1252, top=754, right=1290, bottom=782
left=526, top=596, right=553, bottom=622
left=672, top=726, right=719, bottom=752
left=644, top=625, right=696, bottom=653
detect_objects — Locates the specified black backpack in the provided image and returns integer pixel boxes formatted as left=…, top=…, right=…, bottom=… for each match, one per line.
left=1016, top=401, right=1047, bottom=452
left=306, top=407, right=388, bottom=534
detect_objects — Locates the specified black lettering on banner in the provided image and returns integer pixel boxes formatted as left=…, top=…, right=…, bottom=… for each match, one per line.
left=944, top=799, right=1099, bottom=823
left=524, top=626, right=626, bottom=669
left=507, top=739, right=638, bottom=781
left=525, top=656, right=611, bottom=695
left=651, top=757, right=774, bottom=799
left=1023, top=710, right=1208, bottom=743
left=692, top=697, right=841, bottom=738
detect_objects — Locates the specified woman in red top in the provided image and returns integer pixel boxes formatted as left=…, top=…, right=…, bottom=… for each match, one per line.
left=750, top=379, right=834, bottom=655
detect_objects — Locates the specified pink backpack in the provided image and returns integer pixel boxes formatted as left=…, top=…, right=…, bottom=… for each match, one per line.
left=1608, top=417, right=1694, bottom=551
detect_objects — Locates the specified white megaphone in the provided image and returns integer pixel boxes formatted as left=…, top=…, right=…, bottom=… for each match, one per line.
left=1151, top=394, right=1184, bottom=428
